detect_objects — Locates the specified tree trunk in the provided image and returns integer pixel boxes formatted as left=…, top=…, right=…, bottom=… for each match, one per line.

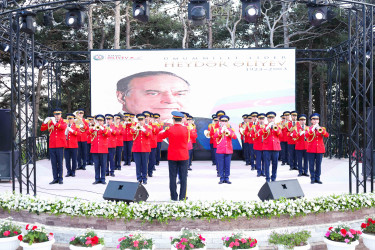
left=114, top=1, right=121, bottom=49
left=125, top=3, right=131, bottom=49
left=308, top=62, right=313, bottom=116
left=99, top=28, right=105, bottom=49
left=207, top=9, right=213, bottom=49
left=87, top=5, right=94, bottom=50
left=34, top=68, right=44, bottom=136
left=281, top=2, right=289, bottom=48
left=320, top=72, right=326, bottom=127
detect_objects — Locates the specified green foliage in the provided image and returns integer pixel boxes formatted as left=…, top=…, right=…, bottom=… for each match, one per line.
left=118, top=233, right=153, bottom=250
left=69, top=229, right=105, bottom=247
left=268, top=230, right=311, bottom=249
left=22, top=224, right=53, bottom=245
left=0, top=218, right=22, bottom=238
left=170, top=229, right=206, bottom=250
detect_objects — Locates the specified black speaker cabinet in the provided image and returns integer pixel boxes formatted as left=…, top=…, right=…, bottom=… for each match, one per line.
left=258, top=179, right=304, bottom=201
left=0, top=151, right=18, bottom=181
left=0, top=109, right=11, bottom=151
left=103, top=180, right=149, bottom=203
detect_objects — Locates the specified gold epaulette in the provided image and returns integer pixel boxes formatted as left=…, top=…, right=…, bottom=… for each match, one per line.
left=165, top=126, right=170, bottom=130
left=208, top=124, right=212, bottom=129
left=148, top=125, right=152, bottom=129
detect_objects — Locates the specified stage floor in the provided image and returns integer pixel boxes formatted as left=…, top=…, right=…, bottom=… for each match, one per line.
left=0, top=158, right=354, bottom=202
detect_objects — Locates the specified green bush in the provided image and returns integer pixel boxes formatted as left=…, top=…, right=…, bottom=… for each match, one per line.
left=268, top=230, right=311, bottom=249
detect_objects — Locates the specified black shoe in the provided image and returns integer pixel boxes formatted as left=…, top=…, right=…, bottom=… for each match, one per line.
left=139, top=181, right=142, bottom=184
left=148, top=174, right=153, bottom=177
left=127, top=164, right=131, bottom=166
left=49, top=180, right=58, bottom=184
left=219, top=181, right=224, bottom=184
left=298, top=173, right=302, bottom=177
left=143, top=180, right=147, bottom=185
left=257, top=174, right=261, bottom=177
left=226, top=180, right=232, bottom=184
left=281, top=163, right=285, bottom=166
left=302, top=173, right=310, bottom=177
left=315, top=180, right=323, bottom=184
left=217, top=173, right=220, bottom=177
left=93, top=181, right=100, bottom=184
left=246, top=163, right=250, bottom=166
left=82, top=167, right=86, bottom=170
left=156, top=163, right=159, bottom=166
left=110, top=173, right=115, bottom=177
left=153, top=167, right=156, bottom=171
left=65, top=174, right=70, bottom=177
left=311, top=181, right=315, bottom=184
left=72, top=173, right=75, bottom=177
left=251, top=167, right=255, bottom=170
left=101, top=181, right=107, bottom=184
left=212, top=163, right=215, bottom=166
left=188, top=168, right=192, bottom=171
left=59, top=180, right=63, bottom=184
left=106, top=173, right=109, bottom=176
left=118, top=168, right=121, bottom=171
left=289, top=168, right=293, bottom=171
left=123, top=163, right=127, bottom=166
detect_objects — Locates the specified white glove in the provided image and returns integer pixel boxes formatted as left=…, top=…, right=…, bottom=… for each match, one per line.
left=68, top=127, right=74, bottom=133
left=51, top=117, right=56, bottom=124
left=159, top=129, right=165, bottom=134
left=43, top=117, right=50, bottom=124
left=300, top=131, right=305, bottom=136
left=266, top=124, right=271, bottom=130
left=100, top=126, right=104, bottom=130
left=290, top=132, right=294, bottom=137
left=80, top=124, right=84, bottom=128
left=141, top=127, right=146, bottom=132
left=110, top=129, right=113, bottom=132
left=239, top=127, right=244, bottom=134
left=313, top=124, right=318, bottom=130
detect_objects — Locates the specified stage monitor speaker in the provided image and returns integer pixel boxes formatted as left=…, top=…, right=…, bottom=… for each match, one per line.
left=0, top=151, right=18, bottom=180
left=258, top=179, right=304, bottom=201
left=0, top=109, right=11, bottom=151
left=103, top=180, right=149, bottom=203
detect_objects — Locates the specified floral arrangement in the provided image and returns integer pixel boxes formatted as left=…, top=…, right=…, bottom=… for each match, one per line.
left=268, top=230, right=311, bottom=249
left=0, top=218, right=22, bottom=238
left=222, top=233, right=257, bottom=249
left=117, top=233, right=153, bottom=250
left=1, top=192, right=375, bottom=222
left=324, top=225, right=361, bottom=244
left=170, top=228, right=206, bottom=249
left=69, top=229, right=104, bottom=247
left=18, top=224, right=54, bottom=245
left=361, top=217, right=375, bottom=234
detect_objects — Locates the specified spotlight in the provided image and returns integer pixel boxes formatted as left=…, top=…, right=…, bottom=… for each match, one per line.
left=241, top=0, right=261, bottom=23
left=0, top=43, right=9, bottom=52
left=188, top=0, right=210, bottom=26
left=133, top=0, right=150, bottom=22
left=43, top=12, right=54, bottom=27
left=20, top=11, right=36, bottom=34
left=65, top=4, right=86, bottom=29
left=308, top=4, right=334, bottom=27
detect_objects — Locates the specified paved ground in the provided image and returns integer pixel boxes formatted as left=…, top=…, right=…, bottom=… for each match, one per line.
left=0, top=157, right=360, bottom=202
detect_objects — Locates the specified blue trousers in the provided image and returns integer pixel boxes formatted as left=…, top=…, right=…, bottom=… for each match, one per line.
left=288, top=144, right=297, bottom=169
left=243, top=142, right=249, bottom=164
left=148, top=148, right=156, bottom=175
left=115, top=146, right=122, bottom=169
left=263, top=150, right=279, bottom=182
left=106, top=148, right=116, bottom=174
left=280, top=142, right=288, bottom=164
left=308, top=153, right=323, bottom=182
left=93, top=153, right=107, bottom=182
left=123, top=141, right=133, bottom=165
left=64, top=148, right=77, bottom=176
left=216, top=153, right=232, bottom=182
left=255, top=150, right=265, bottom=176
left=168, top=160, right=188, bottom=201
left=134, top=152, right=149, bottom=182
left=189, top=149, right=193, bottom=167
left=156, top=142, right=162, bottom=165
left=249, top=143, right=255, bottom=167
left=87, top=143, right=93, bottom=165
left=213, top=148, right=218, bottom=171
left=50, top=147, right=64, bottom=181
left=210, top=143, right=216, bottom=165
left=296, top=149, right=308, bottom=174
left=77, top=141, right=87, bottom=168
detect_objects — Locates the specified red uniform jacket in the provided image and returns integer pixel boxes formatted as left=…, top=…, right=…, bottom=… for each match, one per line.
left=41, top=119, right=67, bottom=148
left=286, top=120, right=298, bottom=145
left=244, top=122, right=256, bottom=144
left=131, top=125, right=152, bottom=152
left=260, top=124, right=281, bottom=151
left=106, top=124, right=117, bottom=148
left=306, top=126, right=329, bottom=153
left=123, top=122, right=134, bottom=142
left=278, top=121, right=287, bottom=142
left=115, top=125, right=124, bottom=147
left=159, top=124, right=189, bottom=161
left=239, top=122, right=245, bottom=141
left=87, top=129, right=92, bottom=144
left=90, top=127, right=109, bottom=154
left=208, top=123, right=214, bottom=144
left=150, top=123, right=158, bottom=149
left=252, top=124, right=265, bottom=151
left=191, top=124, right=197, bottom=144
left=156, top=122, right=164, bottom=143
left=188, top=126, right=198, bottom=150
left=292, top=125, right=308, bottom=150
left=65, top=123, right=81, bottom=149
left=210, top=123, right=220, bottom=148
left=77, top=120, right=89, bottom=142
left=214, top=127, right=237, bottom=154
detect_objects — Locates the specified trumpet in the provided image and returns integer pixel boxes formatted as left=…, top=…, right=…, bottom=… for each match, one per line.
left=136, top=123, right=142, bottom=130
left=318, top=127, right=323, bottom=133
left=126, top=118, right=132, bottom=123
left=224, top=128, right=231, bottom=136
left=94, top=123, right=100, bottom=130
left=273, top=124, right=279, bottom=131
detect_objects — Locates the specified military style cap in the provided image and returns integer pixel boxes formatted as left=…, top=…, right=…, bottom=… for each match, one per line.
left=298, top=114, right=307, bottom=120
left=291, top=111, right=298, bottom=116
left=216, top=110, right=225, bottom=117
left=242, top=114, right=248, bottom=118
left=266, top=111, right=276, bottom=118
left=66, top=113, right=75, bottom=119
left=123, top=113, right=130, bottom=117
left=130, top=113, right=135, bottom=118
left=95, top=114, right=105, bottom=121
left=212, top=114, right=217, bottom=119
left=283, top=111, right=290, bottom=116
left=76, top=108, right=85, bottom=114
left=143, top=111, right=151, bottom=117
left=154, top=113, right=160, bottom=118
left=114, top=114, right=121, bottom=119
left=136, top=114, right=145, bottom=119
left=53, top=108, right=62, bottom=115
left=172, top=111, right=184, bottom=119
left=310, top=113, right=320, bottom=119
left=105, top=114, right=114, bottom=119
left=87, top=116, right=94, bottom=120
left=250, top=112, right=258, bottom=117
left=219, top=115, right=229, bottom=121
left=187, top=115, right=193, bottom=120
left=258, top=113, right=266, bottom=119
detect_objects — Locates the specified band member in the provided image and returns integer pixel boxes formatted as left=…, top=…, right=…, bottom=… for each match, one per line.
left=147, top=112, right=158, bottom=177
left=86, top=116, right=95, bottom=165
left=159, top=111, right=189, bottom=201
left=122, top=113, right=134, bottom=166
left=261, top=112, right=281, bottom=182
left=307, top=113, right=329, bottom=184
left=287, top=111, right=298, bottom=170
left=214, top=115, right=237, bottom=184
left=239, top=114, right=248, bottom=162
left=279, top=112, right=289, bottom=165
left=242, top=115, right=251, bottom=166
left=90, top=115, right=109, bottom=184
left=248, top=112, right=258, bottom=170
left=75, top=109, right=89, bottom=170
left=154, top=113, right=163, bottom=166
left=252, top=113, right=266, bottom=177
left=64, top=113, right=80, bottom=177
left=105, top=114, right=117, bottom=177
left=187, top=115, right=197, bottom=170
left=131, top=114, right=152, bottom=184
left=208, top=115, right=218, bottom=166
left=292, top=114, right=309, bottom=177
left=114, top=114, right=124, bottom=170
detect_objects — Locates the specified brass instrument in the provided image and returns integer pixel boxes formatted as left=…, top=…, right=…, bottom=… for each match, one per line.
left=318, top=126, right=323, bottom=133
left=136, top=123, right=142, bottom=130
left=94, top=124, right=100, bottom=130
left=224, top=128, right=230, bottom=136
left=273, top=124, right=278, bottom=131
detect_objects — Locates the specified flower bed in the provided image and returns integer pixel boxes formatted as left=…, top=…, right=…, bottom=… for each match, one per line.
left=0, top=192, right=375, bottom=222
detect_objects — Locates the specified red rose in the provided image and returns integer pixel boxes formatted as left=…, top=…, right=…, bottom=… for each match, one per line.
left=13, top=231, right=18, bottom=235
left=340, top=229, right=347, bottom=235
left=32, top=226, right=37, bottom=230
left=91, top=236, right=99, bottom=245
left=50, top=233, right=53, bottom=236
left=328, top=227, right=333, bottom=231
left=368, top=218, right=373, bottom=223
left=362, top=223, right=368, bottom=229
left=25, top=224, right=29, bottom=230
left=17, top=235, right=23, bottom=241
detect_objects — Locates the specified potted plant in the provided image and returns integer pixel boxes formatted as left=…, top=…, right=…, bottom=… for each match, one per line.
left=170, top=229, right=206, bottom=250
left=118, top=233, right=154, bottom=250
left=361, top=217, right=375, bottom=250
left=222, top=233, right=258, bottom=249
left=268, top=230, right=311, bottom=250
left=324, top=225, right=361, bottom=250
left=18, top=224, right=55, bottom=250
left=69, top=229, right=105, bottom=249
left=0, top=218, right=22, bottom=250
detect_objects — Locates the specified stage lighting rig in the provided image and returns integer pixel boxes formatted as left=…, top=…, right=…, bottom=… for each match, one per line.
left=188, top=0, right=211, bottom=26
left=34, top=54, right=48, bottom=69
left=307, top=4, right=334, bottom=27
left=20, top=11, right=36, bottom=34
left=0, top=43, right=9, bottom=52
left=241, top=0, right=261, bottom=23
left=43, top=11, right=54, bottom=27
left=133, top=0, right=150, bottom=22
left=65, top=4, right=86, bottom=29
left=0, top=0, right=7, bottom=9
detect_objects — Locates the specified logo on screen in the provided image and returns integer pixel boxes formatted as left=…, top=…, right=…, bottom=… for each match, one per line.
left=93, top=55, right=104, bottom=61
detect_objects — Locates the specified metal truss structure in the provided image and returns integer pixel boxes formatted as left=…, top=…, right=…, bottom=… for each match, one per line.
left=0, top=0, right=373, bottom=195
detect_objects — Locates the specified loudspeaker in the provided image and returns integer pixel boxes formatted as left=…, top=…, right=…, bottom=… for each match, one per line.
left=103, top=181, right=149, bottom=203
left=0, top=109, right=11, bottom=151
left=0, top=151, right=18, bottom=180
left=258, top=179, right=304, bottom=201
